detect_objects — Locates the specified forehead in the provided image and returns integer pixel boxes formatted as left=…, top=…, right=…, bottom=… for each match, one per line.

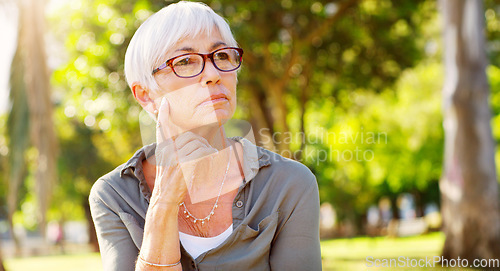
left=167, top=30, right=226, bottom=56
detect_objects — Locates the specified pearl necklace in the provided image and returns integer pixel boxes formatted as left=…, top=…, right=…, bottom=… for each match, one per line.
left=179, top=146, right=232, bottom=225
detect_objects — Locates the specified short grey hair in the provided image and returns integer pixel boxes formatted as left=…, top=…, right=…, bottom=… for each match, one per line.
left=124, top=1, right=238, bottom=93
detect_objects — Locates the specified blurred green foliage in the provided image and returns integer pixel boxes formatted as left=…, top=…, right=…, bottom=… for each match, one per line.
left=2, top=0, right=500, bottom=233
left=44, top=0, right=439, bottom=229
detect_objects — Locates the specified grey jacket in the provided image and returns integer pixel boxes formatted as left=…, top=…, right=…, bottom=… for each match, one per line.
left=89, top=137, right=321, bottom=271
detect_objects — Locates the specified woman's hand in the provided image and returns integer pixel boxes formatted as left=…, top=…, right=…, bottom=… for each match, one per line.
left=138, top=96, right=220, bottom=270
left=151, top=97, right=218, bottom=207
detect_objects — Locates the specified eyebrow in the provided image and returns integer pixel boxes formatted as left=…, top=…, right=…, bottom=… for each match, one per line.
left=174, top=41, right=228, bottom=53
left=209, top=41, right=228, bottom=51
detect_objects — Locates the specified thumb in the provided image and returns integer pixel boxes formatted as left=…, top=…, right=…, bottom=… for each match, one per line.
left=155, top=96, right=182, bottom=167
left=156, top=96, right=180, bottom=142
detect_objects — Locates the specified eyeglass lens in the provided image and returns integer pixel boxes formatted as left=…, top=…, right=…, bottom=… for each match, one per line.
left=172, top=48, right=241, bottom=77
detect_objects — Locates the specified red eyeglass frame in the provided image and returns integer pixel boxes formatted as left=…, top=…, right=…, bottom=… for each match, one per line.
left=152, top=47, right=244, bottom=78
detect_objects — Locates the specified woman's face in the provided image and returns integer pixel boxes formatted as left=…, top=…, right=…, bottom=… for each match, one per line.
left=151, top=30, right=238, bottom=132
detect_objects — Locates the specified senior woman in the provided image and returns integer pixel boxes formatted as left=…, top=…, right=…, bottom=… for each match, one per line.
left=89, top=1, right=321, bottom=270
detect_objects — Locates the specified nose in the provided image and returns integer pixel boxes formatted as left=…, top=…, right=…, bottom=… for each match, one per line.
left=200, top=59, right=221, bottom=86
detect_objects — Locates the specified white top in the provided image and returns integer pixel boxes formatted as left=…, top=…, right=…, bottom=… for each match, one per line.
left=179, top=224, right=233, bottom=259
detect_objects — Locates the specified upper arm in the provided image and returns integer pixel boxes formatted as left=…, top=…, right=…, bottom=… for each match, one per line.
left=269, top=173, right=322, bottom=271
left=89, top=181, right=139, bottom=271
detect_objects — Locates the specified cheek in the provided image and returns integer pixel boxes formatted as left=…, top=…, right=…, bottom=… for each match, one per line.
left=223, top=74, right=238, bottom=96
left=164, top=91, right=196, bottom=122
left=156, top=73, right=199, bottom=95
left=223, top=76, right=237, bottom=111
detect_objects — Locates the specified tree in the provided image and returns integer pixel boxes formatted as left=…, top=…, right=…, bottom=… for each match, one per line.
left=48, top=0, right=434, bottom=238
left=440, top=0, right=500, bottom=261
left=217, top=0, right=428, bottom=156
left=6, top=0, right=57, bottom=254
left=0, top=3, right=14, bottom=271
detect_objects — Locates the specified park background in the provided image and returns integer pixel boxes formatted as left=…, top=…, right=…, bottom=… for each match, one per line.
left=1, top=0, right=500, bottom=270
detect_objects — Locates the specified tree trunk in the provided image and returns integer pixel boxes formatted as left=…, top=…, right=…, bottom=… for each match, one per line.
left=247, top=88, right=275, bottom=150
left=268, top=83, right=290, bottom=156
left=7, top=212, right=21, bottom=257
left=84, top=200, right=100, bottom=252
left=413, top=190, right=424, bottom=218
left=0, top=237, right=5, bottom=271
left=20, top=0, right=58, bottom=238
left=440, top=0, right=500, bottom=262
left=7, top=5, right=29, bottom=257
left=390, top=196, right=400, bottom=221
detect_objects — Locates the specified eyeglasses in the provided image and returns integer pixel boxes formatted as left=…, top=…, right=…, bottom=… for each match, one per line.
left=152, top=47, right=244, bottom=78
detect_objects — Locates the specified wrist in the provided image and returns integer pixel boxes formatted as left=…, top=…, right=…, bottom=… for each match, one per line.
left=147, top=200, right=180, bottom=219
left=150, top=179, right=186, bottom=206
left=138, top=254, right=181, bottom=269
left=149, top=192, right=184, bottom=210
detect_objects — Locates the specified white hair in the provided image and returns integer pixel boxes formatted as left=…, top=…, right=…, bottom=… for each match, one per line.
left=124, top=1, right=238, bottom=93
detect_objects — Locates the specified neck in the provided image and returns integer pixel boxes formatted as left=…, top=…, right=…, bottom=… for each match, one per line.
left=178, top=123, right=233, bottom=206
left=191, top=123, right=228, bottom=150
left=144, top=123, right=231, bottom=194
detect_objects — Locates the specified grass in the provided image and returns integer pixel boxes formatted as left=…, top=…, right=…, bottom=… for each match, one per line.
left=4, top=252, right=103, bottom=271
left=4, top=232, right=479, bottom=270
left=321, top=232, right=477, bottom=270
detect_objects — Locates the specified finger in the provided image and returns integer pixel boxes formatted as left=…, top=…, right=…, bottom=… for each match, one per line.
left=177, top=139, right=209, bottom=158
left=183, top=147, right=218, bottom=162
left=154, top=145, right=176, bottom=167
left=156, top=96, right=180, bottom=144
left=174, top=132, right=209, bottom=150
left=191, top=132, right=211, bottom=147
left=154, top=133, right=178, bottom=167
left=156, top=96, right=184, bottom=167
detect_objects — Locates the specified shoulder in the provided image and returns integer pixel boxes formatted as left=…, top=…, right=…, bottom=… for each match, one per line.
left=89, top=164, right=122, bottom=199
left=256, top=147, right=318, bottom=192
left=88, top=163, right=142, bottom=209
left=89, top=142, right=154, bottom=204
left=252, top=148, right=320, bottom=226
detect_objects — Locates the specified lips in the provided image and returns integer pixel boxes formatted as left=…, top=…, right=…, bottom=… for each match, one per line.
left=199, top=93, right=229, bottom=106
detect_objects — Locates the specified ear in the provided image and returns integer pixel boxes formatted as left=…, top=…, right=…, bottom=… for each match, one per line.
left=132, top=82, right=157, bottom=114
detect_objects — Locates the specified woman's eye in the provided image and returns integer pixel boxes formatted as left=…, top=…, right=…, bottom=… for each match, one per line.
left=174, top=57, right=192, bottom=66
left=215, top=52, right=229, bottom=60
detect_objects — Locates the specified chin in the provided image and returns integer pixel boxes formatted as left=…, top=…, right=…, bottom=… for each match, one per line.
left=200, top=109, right=233, bottom=126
